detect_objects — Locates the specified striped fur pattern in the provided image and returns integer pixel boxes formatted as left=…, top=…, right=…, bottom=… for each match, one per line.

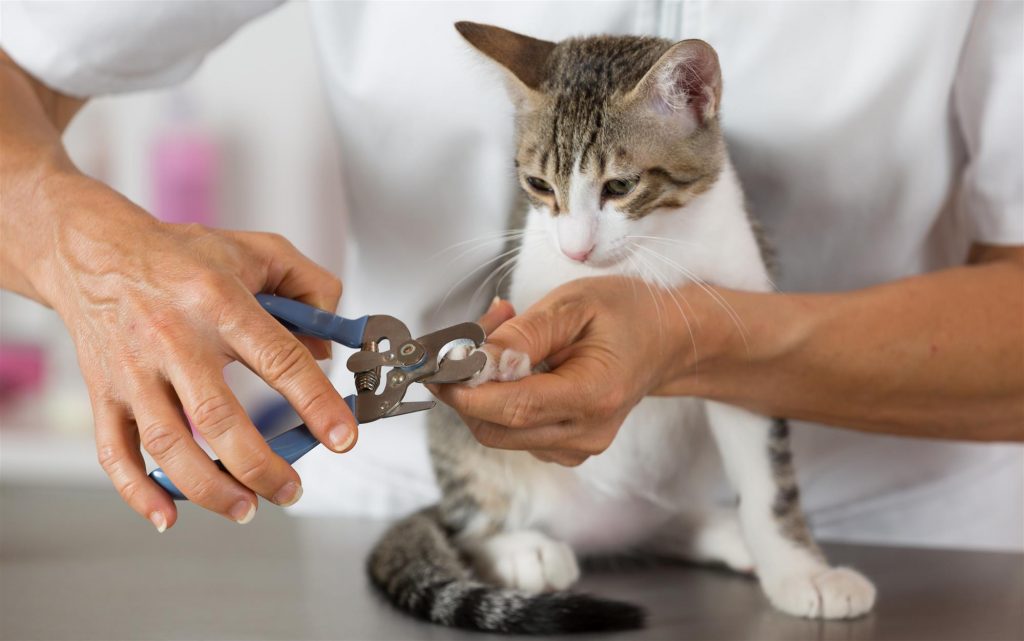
left=768, top=419, right=823, bottom=556
left=367, top=508, right=643, bottom=633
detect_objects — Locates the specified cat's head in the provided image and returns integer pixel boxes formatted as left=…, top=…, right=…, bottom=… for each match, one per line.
left=457, top=22, right=725, bottom=267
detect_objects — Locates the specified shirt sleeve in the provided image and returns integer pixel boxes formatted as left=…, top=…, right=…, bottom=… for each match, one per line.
left=954, top=0, right=1024, bottom=246
left=0, top=0, right=284, bottom=97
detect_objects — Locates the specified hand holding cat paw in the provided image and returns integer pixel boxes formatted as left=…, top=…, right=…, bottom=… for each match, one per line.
left=436, top=277, right=695, bottom=466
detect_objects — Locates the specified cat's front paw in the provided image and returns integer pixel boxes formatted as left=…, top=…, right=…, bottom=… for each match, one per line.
left=471, top=530, right=580, bottom=593
left=460, top=347, right=532, bottom=388
left=765, top=567, right=876, bottom=619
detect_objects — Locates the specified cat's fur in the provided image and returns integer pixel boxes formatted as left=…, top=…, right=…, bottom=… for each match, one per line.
left=367, top=23, right=876, bottom=633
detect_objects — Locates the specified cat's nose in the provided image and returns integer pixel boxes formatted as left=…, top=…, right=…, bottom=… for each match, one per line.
left=562, top=246, right=594, bottom=263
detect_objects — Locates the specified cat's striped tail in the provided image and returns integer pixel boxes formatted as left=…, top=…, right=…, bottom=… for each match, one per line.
left=367, top=508, right=645, bottom=634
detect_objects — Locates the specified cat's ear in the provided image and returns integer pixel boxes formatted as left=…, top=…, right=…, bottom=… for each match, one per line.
left=627, top=39, right=722, bottom=126
left=455, top=21, right=554, bottom=109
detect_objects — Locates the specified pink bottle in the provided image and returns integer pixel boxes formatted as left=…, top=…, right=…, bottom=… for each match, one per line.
left=151, top=92, right=219, bottom=226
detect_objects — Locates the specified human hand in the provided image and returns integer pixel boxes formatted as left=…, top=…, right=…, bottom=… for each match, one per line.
left=435, top=277, right=705, bottom=466
left=36, top=175, right=355, bottom=531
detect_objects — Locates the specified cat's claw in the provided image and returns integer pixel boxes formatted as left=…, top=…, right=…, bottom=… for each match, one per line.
left=471, top=530, right=580, bottom=593
left=765, top=567, right=876, bottom=619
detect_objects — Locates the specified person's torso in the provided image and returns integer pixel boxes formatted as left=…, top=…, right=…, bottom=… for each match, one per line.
left=295, top=0, right=1021, bottom=552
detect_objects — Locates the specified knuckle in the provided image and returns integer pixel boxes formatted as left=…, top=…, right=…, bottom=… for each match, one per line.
left=119, top=476, right=147, bottom=505
left=187, top=475, right=219, bottom=504
left=96, top=443, right=123, bottom=474
left=189, top=394, right=238, bottom=439
left=264, top=232, right=293, bottom=249
left=140, top=421, right=184, bottom=459
left=257, top=338, right=311, bottom=385
left=503, top=392, right=536, bottom=429
left=194, top=271, right=235, bottom=302
left=232, top=450, right=271, bottom=486
left=325, top=274, right=343, bottom=300
left=291, top=383, right=334, bottom=420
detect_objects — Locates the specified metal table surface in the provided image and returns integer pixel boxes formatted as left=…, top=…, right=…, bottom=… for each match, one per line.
left=1, top=484, right=1021, bottom=641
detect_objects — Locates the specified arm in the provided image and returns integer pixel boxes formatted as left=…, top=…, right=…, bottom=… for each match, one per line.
left=672, top=244, right=1024, bottom=441
left=437, top=246, right=1023, bottom=466
left=0, top=50, right=356, bottom=529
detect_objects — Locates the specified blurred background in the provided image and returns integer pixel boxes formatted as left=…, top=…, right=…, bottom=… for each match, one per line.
left=0, top=2, right=344, bottom=488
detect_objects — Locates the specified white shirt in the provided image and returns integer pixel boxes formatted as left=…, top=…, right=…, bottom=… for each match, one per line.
left=3, top=0, right=1021, bottom=550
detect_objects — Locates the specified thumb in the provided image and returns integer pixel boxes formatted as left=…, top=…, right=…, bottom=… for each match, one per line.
left=479, top=297, right=516, bottom=335
left=483, top=289, right=592, bottom=367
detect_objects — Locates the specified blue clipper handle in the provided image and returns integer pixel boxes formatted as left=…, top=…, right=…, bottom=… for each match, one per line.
left=149, top=395, right=357, bottom=500
left=255, top=293, right=368, bottom=348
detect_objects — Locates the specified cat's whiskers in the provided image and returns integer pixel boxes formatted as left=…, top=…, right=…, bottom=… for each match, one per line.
left=630, top=234, right=782, bottom=293
left=628, top=246, right=701, bottom=371
left=614, top=247, right=641, bottom=304
left=430, top=228, right=531, bottom=260
left=434, top=244, right=529, bottom=316
left=467, top=239, right=538, bottom=316
left=625, top=235, right=707, bottom=251
left=635, top=244, right=751, bottom=350
left=438, top=231, right=534, bottom=269
left=624, top=248, right=666, bottom=346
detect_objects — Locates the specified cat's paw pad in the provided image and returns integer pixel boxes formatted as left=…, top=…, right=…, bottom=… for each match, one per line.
left=463, top=347, right=531, bottom=388
left=472, top=531, right=580, bottom=593
left=496, top=349, right=531, bottom=382
left=766, top=567, right=876, bottom=619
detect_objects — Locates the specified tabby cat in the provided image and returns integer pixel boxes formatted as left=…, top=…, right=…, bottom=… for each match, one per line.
left=367, top=22, right=876, bottom=634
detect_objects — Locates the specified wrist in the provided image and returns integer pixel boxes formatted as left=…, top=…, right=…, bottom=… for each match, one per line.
left=17, top=166, right=159, bottom=312
left=654, top=286, right=818, bottom=398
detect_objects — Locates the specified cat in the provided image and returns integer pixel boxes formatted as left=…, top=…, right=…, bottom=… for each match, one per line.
left=367, top=22, right=876, bottom=634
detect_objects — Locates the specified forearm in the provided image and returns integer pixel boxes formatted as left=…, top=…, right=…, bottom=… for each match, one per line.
left=0, top=49, right=87, bottom=304
left=671, top=253, right=1024, bottom=440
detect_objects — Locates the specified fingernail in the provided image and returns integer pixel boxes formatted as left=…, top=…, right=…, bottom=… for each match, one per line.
left=149, top=511, right=167, bottom=534
left=273, top=481, right=303, bottom=507
left=230, top=500, right=257, bottom=525
left=489, top=296, right=502, bottom=311
left=328, top=425, right=356, bottom=452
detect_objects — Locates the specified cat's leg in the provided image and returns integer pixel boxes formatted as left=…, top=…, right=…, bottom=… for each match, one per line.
left=704, top=402, right=876, bottom=619
left=428, top=403, right=579, bottom=595
left=648, top=509, right=754, bottom=574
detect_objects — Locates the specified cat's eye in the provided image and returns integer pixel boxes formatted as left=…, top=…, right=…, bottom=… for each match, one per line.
left=603, top=178, right=637, bottom=198
left=526, top=176, right=553, bottom=194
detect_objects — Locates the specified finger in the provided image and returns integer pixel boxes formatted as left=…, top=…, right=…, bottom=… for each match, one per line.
left=165, top=360, right=305, bottom=506
left=466, top=418, right=582, bottom=452
left=92, top=396, right=178, bottom=532
left=129, top=375, right=259, bottom=523
left=480, top=297, right=516, bottom=335
left=232, top=231, right=343, bottom=359
left=242, top=231, right=343, bottom=312
left=224, top=295, right=357, bottom=453
left=436, top=367, right=584, bottom=428
left=482, top=288, right=591, bottom=367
